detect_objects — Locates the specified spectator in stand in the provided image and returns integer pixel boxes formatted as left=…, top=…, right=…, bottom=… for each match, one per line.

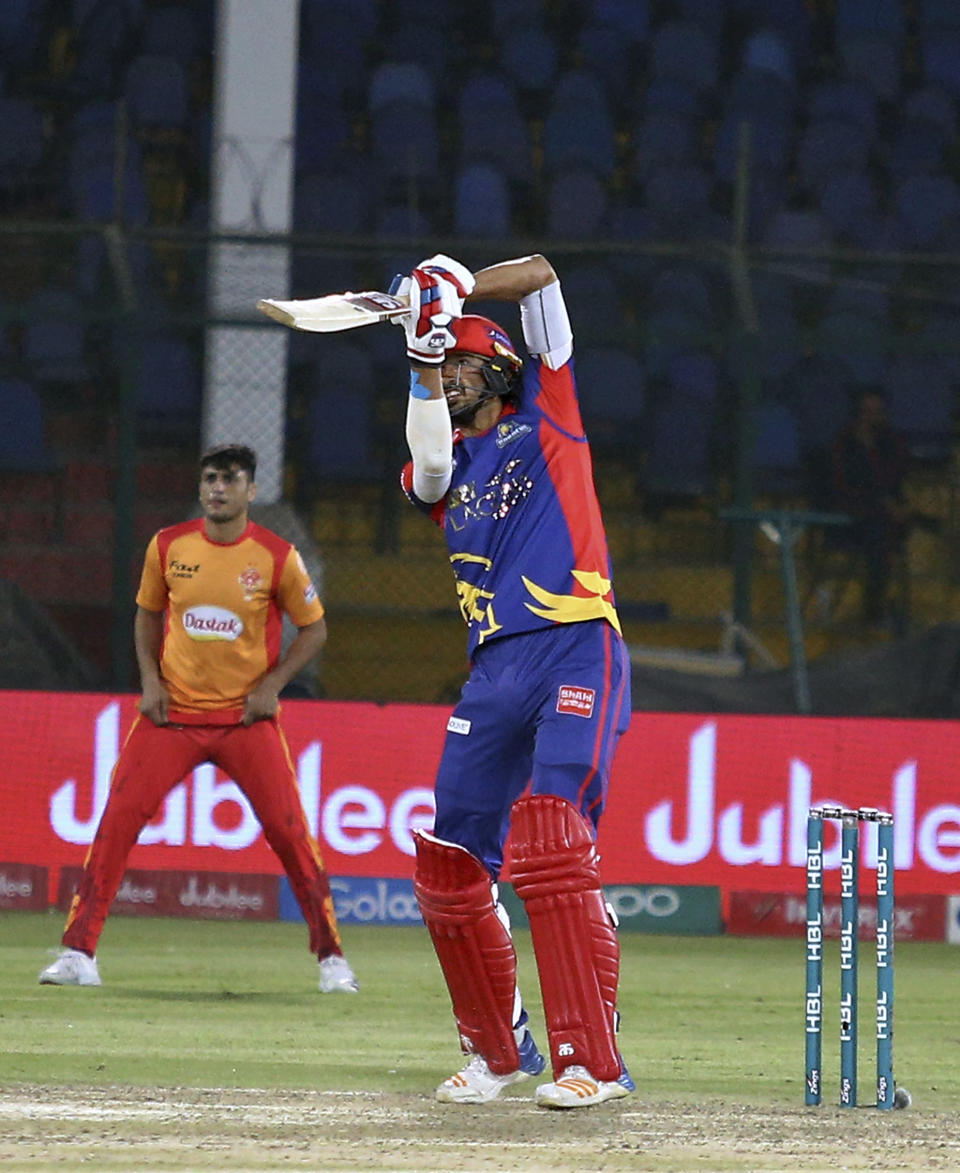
left=831, top=388, right=910, bottom=628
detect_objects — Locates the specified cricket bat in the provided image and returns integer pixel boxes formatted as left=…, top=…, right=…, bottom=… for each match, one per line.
left=256, top=290, right=410, bottom=333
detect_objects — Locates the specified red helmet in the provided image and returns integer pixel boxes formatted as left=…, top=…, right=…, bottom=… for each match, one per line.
left=452, top=315, right=522, bottom=370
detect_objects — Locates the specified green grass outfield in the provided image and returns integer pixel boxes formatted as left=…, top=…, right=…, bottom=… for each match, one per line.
left=2, top=910, right=957, bottom=1110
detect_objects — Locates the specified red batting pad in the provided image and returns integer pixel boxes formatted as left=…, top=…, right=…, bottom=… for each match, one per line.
left=413, top=830, right=520, bottom=1075
left=508, top=794, right=621, bottom=1081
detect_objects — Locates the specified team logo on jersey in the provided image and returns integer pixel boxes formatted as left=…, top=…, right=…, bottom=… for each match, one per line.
left=446, top=716, right=471, bottom=735
left=238, top=565, right=262, bottom=599
left=556, top=685, right=596, bottom=718
left=495, top=420, right=531, bottom=448
left=183, top=606, right=244, bottom=641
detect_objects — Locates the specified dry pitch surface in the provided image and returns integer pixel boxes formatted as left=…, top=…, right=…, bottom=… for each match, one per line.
left=1, top=1083, right=957, bottom=1172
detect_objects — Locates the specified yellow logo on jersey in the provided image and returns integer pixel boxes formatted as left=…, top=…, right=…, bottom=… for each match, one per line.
left=521, top=570, right=622, bottom=633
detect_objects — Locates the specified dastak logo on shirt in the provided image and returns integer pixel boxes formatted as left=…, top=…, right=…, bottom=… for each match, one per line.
left=182, top=605, right=244, bottom=641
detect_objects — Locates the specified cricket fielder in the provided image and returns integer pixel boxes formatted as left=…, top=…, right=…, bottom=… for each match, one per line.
left=39, top=444, right=357, bottom=994
left=397, top=253, right=633, bottom=1108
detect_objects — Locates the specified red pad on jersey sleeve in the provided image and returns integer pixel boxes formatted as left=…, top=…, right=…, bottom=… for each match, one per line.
left=413, top=830, right=520, bottom=1074
left=507, top=794, right=621, bottom=1081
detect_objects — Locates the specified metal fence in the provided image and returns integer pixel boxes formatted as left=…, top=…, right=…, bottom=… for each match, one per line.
left=1, top=218, right=959, bottom=703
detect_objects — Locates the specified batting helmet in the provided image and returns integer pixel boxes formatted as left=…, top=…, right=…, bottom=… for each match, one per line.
left=449, top=315, right=523, bottom=404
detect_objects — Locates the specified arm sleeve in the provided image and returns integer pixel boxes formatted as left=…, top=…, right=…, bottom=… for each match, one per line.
left=520, top=279, right=573, bottom=370
left=405, top=386, right=453, bottom=503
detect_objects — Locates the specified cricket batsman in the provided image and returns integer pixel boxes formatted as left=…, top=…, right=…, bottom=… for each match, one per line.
left=396, top=253, right=634, bottom=1108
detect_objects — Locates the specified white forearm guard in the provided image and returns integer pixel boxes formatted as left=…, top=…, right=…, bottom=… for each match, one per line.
left=520, top=279, right=573, bottom=370
left=405, top=381, right=452, bottom=502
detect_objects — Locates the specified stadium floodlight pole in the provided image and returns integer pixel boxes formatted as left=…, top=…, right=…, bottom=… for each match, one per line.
left=805, top=808, right=824, bottom=1106
left=876, top=813, right=895, bottom=1109
left=839, top=810, right=860, bottom=1107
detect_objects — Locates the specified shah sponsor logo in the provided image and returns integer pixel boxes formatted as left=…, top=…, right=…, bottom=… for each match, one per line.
left=556, top=685, right=595, bottom=718
left=182, top=605, right=243, bottom=641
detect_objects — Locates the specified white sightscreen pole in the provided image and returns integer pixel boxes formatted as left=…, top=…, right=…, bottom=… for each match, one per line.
left=204, top=0, right=299, bottom=503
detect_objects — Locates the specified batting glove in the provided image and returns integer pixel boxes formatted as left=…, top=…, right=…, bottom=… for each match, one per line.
left=401, top=270, right=466, bottom=365
left=415, top=254, right=476, bottom=302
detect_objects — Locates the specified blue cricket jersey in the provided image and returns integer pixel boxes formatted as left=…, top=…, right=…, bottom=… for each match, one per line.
left=402, top=354, right=621, bottom=660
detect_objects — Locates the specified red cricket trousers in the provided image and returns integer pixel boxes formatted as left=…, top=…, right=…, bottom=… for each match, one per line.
left=62, top=714, right=342, bottom=959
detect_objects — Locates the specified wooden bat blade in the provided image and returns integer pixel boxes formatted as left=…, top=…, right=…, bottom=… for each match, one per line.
left=256, top=291, right=409, bottom=333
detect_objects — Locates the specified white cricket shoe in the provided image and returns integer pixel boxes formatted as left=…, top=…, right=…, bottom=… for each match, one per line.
left=436, top=1054, right=535, bottom=1104
left=535, top=1064, right=634, bottom=1109
left=318, top=954, right=359, bottom=993
left=436, top=1030, right=546, bottom=1104
left=38, top=949, right=101, bottom=987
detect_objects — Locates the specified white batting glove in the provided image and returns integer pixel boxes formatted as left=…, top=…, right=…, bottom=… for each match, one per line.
left=402, top=269, right=466, bottom=365
left=416, top=254, right=476, bottom=302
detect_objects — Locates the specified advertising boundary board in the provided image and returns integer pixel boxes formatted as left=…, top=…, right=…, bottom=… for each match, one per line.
left=4, top=691, right=960, bottom=912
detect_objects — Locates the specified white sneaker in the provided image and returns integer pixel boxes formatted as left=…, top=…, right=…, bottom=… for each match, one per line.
left=436, top=1054, right=535, bottom=1104
left=38, top=949, right=101, bottom=987
left=535, top=1064, right=634, bottom=1109
left=318, top=954, right=358, bottom=993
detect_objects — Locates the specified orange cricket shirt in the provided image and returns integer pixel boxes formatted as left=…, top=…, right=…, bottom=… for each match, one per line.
left=136, top=519, right=324, bottom=722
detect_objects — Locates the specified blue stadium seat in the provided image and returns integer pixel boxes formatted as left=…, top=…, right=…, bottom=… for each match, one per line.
left=136, top=335, right=201, bottom=435
left=369, top=62, right=435, bottom=113
left=558, top=265, right=624, bottom=347
left=635, top=112, right=697, bottom=182
left=545, top=169, right=609, bottom=238
left=714, top=111, right=791, bottom=184
left=763, top=210, right=833, bottom=279
left=370, top=102, right=439, bottom=182
left=306, top=388, right=373, bottom=479
left=742, top=28, right=796, bottom=86
left=294, top=171, right=368, bottom=234
left=752, top=401, right=802, bottom=493
left=491, top=0, right=545, bottom=37
left=894, top=174, right=960, bottom=247
left=839, top=35, right=902, bottom=100
left=650, top=268, right=714, bottom=320
left=643, top=394, right=714, bottom=497
left=807, top=79, right=878, bottom=137
left=592, top=0, right=650, bottom=41
left=457, top=71, right=516, bottom=112
left=727, top=304, right=800, bottom=383
left=141, top=5, right=206, bottom=61
left=67, top=155, right=150, bottom=223
left=0, top=379, right=55, bottom=471
left=542, top=101, right=617, bottom=177
left=453, top=162, right=511, bottom=238
left=667, top=353, right=720, bottom=402
left=501, top=25, right=558, bottom=95
left=920, top=0, right=960, bottom=32
left=70, top=0, right=143, bottom=98
left=921, top=34, right=960, bottom=97
left=458, top=100, right=534, bottom=184
left=22, top=289, right=89, bottom=385
left=644, top=77, right=703, bottom=117
left=0, top=98, right=45, bottom=171
left=883, top=356, right=955, bottom=462
left=645, top=165, right=712, bottom=236
left=645, top=308, right=711, bottom=379
left=574, top=347, right=646, bottom=433
left=797, top=120, right=870, bottom=196
left=887, top=118, right=948, bottom=178
left=836, top=0, right=904, bottom=41
left=904, top=85, right=958, bottom=138
left=0, top=0, right=44, bottom=68
left=726, top=67, right=797, bottom=126
left=575, top=23, right=634, bottom=102
left=124, top=55, right=190, bottom=129
left=650, top=20, right=719, bottom=93
left=734, top=0, right=812, bottom=67
left=819, top=169, right=877, bottom=238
